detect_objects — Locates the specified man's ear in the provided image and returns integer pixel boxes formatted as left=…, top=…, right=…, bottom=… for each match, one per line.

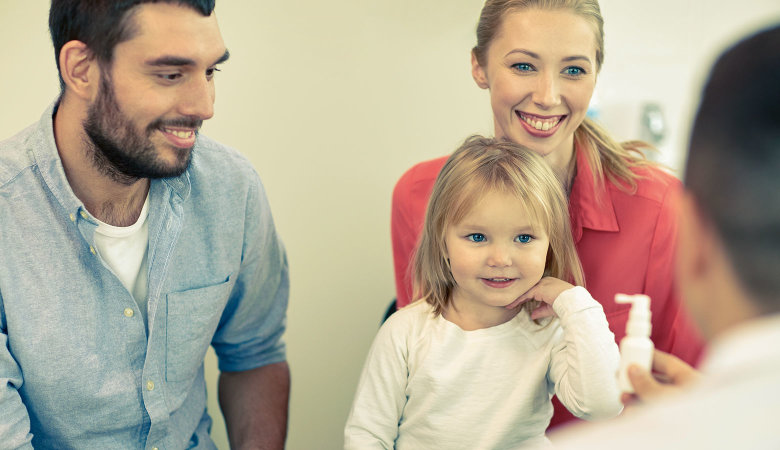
left=676, top=192, right=714, bottom=284
left=471, top=51, right=489, bottom=90
left=59, top=40, right=101, bottom=101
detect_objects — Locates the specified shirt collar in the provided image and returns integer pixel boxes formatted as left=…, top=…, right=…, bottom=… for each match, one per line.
left=568, top=142, right=619, bottom=241
left=31, top=99, right=192, bottom=219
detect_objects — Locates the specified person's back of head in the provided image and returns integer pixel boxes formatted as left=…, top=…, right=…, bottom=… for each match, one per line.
left=685, top=24, right=780, bottom=314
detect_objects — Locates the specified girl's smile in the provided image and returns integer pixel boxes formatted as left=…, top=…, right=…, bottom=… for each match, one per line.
left=481, top=277, right=518, bottom=288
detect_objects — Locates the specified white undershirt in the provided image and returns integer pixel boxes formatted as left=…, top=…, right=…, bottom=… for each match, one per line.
left=93, top=195, right=150, bottom=325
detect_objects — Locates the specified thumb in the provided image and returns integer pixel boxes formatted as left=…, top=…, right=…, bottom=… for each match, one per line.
left=627, top=364, right=662, bottom=400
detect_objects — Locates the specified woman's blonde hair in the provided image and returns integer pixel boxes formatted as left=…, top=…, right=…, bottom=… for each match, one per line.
left=473, top=0, right=656, bottom=194
left=413, top=135, right=584, bottom=316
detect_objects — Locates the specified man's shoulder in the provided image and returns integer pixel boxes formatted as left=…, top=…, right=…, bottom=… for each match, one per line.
left=0, top=122, right=41, bottom=187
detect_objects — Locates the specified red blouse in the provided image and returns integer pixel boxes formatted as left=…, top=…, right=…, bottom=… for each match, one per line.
left=390, top=144, right=705, bottom=428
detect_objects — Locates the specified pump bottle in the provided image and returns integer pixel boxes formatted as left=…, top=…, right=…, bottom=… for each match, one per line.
left=615, top=294, right=654, bottom=393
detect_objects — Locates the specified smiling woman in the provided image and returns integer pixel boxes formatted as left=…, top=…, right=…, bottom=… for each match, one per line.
left=390, top=0, right=707, bottom=432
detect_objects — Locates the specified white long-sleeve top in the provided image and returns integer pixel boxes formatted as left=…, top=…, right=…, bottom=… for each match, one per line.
left=344, top=286, right=622, bottom=449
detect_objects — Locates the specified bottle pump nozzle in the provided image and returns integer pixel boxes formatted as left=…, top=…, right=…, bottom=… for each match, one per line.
left=615, top=294, right=654, bottom=394
left=615, top=294, right=651, bottom=337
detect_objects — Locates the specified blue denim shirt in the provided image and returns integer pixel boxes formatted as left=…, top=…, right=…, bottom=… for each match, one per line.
left=0, top=102, right=289, bottom=449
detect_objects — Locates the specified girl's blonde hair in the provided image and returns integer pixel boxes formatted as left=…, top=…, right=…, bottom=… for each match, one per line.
left=473, top=0, right=656, bottom=194
left=413, top=136, right=584, bottom=316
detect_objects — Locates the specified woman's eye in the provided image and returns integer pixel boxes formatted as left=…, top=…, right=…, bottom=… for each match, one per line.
left=563, top=66, right=585, bottom=76
left=466, top=233, right=486, bottom=243
left=515, top=234, right=532, bottom=243
left=511, top=63, right=534, bottom=72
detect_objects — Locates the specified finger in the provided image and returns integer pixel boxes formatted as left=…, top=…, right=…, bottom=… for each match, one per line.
left=505, top=296, right=527, bottom=310
left=627, top=364, right=664, bottom=401
left=530, top=303, right=555, bottom=320
left=651, top=350, right=697, bottom=384
left=620, top=392, right=638, bottom=407
left=505, top=287, right=536, bottom=309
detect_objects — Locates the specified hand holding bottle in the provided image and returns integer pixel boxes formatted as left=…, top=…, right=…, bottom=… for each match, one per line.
left=621, top=349, right=702, bottom=407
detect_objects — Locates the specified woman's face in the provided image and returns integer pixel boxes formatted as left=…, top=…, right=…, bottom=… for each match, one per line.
left=472, top=8, right=598, bottom=170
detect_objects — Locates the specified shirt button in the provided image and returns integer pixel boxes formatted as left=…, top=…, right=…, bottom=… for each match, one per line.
left=80, top=210, right=89, bottom=219
left=89, top=246, right=96, bottom=255
left=69, top=213, right=76, bottom=222
left=146, top=380, right=155, bottom=391
left=123, top=308, right=134, bottom=318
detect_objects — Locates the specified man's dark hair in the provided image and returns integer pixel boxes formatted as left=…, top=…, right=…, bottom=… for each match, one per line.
left=685, top=23, right=780, bottom=313
left=49, top=0, right=216, bottom=90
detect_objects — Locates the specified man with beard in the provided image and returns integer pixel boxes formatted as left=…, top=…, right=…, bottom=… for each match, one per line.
left=0, top=1, right=289, bottom=449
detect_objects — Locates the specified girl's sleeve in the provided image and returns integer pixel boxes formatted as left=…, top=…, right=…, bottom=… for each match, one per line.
left=344, top=315, right=410, bottom=449
left=548, top=286, right=623, bottom=421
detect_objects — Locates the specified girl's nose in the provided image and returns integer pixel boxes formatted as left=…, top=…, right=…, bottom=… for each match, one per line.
left=486, top=244, right=512, bottom=267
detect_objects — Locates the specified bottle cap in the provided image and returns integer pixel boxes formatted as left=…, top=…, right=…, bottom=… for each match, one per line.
left=615, top=294, right=652, bottom=337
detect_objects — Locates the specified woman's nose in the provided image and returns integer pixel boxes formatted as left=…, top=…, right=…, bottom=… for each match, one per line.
left=532, top=72, right=561, bottom=109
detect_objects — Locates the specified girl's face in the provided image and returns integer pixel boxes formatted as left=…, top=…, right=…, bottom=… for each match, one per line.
left=471, top=8, right=598, bottom=171
left=445, top=190, right=549, bottom=315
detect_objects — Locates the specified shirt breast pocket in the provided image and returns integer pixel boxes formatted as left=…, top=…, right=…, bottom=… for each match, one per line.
left=165, top=275, right=233, bottom=382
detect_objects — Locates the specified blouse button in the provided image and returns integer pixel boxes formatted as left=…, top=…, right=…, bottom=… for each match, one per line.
left=123, top=308, right=134, bottom=318
left=146, top=380, right=155, bottom=391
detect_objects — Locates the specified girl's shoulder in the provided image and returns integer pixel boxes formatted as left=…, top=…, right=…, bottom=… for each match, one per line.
left=378, top=300, right=437, bottom=339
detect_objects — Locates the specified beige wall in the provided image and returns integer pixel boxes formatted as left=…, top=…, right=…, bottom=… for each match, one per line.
left=1, top=1, right=778, bottom=449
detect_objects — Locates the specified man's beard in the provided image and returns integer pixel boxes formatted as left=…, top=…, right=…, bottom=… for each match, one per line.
left=83, top=75, right=201, bottom=185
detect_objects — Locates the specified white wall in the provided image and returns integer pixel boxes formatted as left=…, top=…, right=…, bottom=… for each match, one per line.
left=1, top=1, right=778, bottom=449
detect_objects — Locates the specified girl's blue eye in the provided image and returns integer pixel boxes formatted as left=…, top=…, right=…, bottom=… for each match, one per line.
left=467, top=233, right=486, bottom=243
left=564, top=66, right=585, bottom=76
left=515, top=234, right=532, bottom=243
left=512, top=63, right=533, bottom=72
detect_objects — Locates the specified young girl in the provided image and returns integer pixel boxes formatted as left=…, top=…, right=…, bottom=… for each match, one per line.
left=346, top=136, right=621, bottom=449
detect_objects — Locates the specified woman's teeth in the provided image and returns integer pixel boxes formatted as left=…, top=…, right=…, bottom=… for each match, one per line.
left=519, top=114, right=561, bottom=131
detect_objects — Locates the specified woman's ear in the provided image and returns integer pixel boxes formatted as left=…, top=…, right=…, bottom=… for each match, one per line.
left=471, top=51, right=489, bottom=90
left=59, top=40, right=101, bottom=101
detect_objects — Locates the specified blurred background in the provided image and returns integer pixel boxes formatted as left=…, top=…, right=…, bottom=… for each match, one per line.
left=1, top=1, right=779, bottom=448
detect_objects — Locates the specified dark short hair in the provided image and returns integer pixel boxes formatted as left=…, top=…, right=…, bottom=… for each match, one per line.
left=49, top=0, right=216, bottom=89
left=685, top=24, right=780, bottom=312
